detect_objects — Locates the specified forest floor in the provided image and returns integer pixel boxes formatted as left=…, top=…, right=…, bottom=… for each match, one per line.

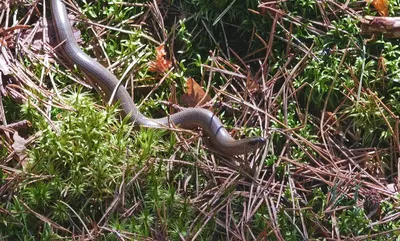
left=1, top=0, right=400, bottom=240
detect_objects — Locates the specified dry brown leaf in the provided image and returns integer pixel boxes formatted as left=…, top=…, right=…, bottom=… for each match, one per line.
left=148, top=44, right=172, bottom=73
left=12, top=132, right=27, bottom=155
left=367, top=0, right=389, bottom=16
left=180, top=77, right=211, bottom=107
left=0, top=25, right=30, bottom=48
left=12, top=131, right=28, bottom=164
left=247, top=77, right=261, bottom=94
left=323, top=111, right=337, bottom=127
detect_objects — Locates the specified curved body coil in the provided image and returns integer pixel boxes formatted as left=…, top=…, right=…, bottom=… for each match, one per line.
left=50, top=0, right=265, bottom=155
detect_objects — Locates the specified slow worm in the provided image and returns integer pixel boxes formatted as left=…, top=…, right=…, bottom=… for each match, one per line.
left=50, top=0, right=265, bottom=155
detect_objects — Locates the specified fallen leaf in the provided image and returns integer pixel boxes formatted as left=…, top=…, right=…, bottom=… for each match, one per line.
left=12, top=131, right=27, bottom=163
left=246, top=77, right=260, bottom=94
left=148, top=44, right=172, bottom=73
left=0, top=25, right=30, bottom=48
left=180, top=77, right=211, bottom=107
left=323, top=111, right=337, bottom=127
left=0, top=53, right=10, bottom=75
left=386, top=183, right=396, bottom=193
left=367, top=0, right=389, bottom=16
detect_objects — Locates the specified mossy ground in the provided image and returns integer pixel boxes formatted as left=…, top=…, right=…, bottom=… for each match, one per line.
left=1, top=0, right=400, bottom=240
